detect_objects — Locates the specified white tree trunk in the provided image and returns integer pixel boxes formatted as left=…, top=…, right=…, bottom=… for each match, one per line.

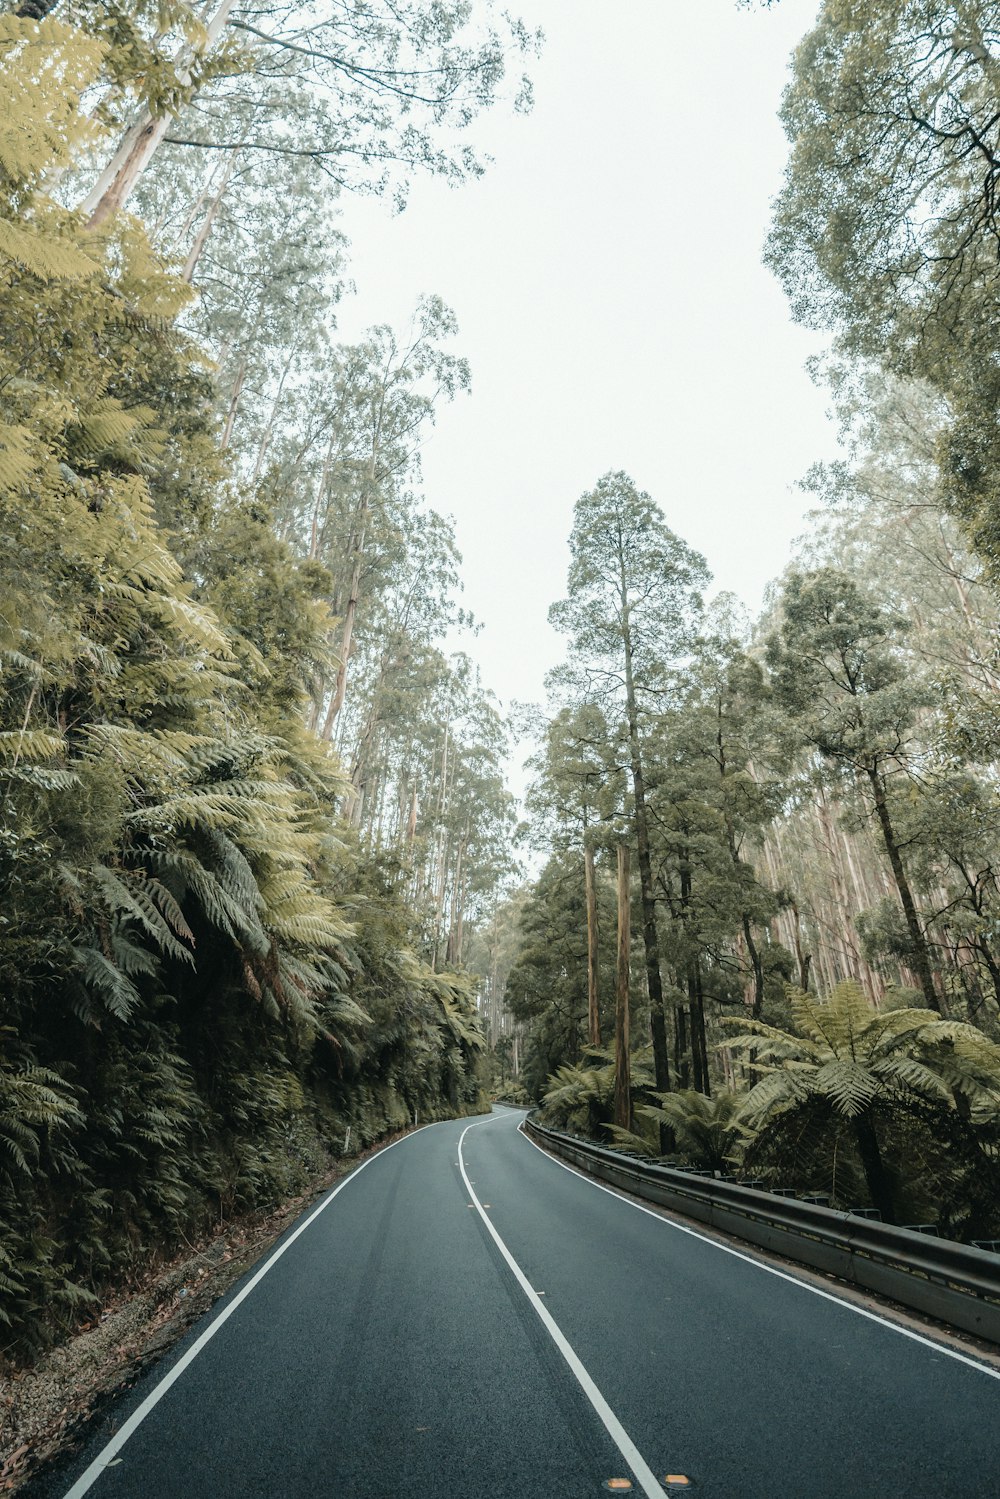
left=80, top=0, right=238, bottom=227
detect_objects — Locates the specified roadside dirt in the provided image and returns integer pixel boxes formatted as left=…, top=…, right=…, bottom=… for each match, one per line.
left=0, top=1128, right=412, bottom=1495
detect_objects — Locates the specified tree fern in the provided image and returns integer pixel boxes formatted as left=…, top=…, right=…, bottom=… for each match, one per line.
left=724, top=983, right=1000, bottom=1223
left=636, top=1088, right=747, bottom=1171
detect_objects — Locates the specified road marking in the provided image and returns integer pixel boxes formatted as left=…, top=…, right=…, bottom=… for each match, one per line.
left=517, top=1121, right=1000, bottom=1383
left=458, top=1120, right=665, bottom=1499
left=60, top=1120, right=449, bottom=1498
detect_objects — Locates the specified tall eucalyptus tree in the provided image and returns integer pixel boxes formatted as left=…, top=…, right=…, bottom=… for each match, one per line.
left=766, top=568, right=942, bottom=1012
left=69, top=0, right=540, bottom=222
left=549, top=471, right=709, bottom=1095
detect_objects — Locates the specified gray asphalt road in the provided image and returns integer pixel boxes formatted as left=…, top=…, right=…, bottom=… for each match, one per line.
left=29, top=1107, right=1000, bottom=1499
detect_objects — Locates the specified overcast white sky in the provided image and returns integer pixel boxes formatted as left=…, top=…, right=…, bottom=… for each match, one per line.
left=336, top=0, right=832, bottom=755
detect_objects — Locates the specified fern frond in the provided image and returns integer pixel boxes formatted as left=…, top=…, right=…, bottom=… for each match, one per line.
left=0, top=728, right=63, bottom=763
left=72, top=945, right=140, bottom=1020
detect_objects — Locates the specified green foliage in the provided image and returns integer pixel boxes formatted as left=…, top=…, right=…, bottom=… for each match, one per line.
left=539, top=1048, right=654, bottom=1138
left=725, top=982, right=1000, bottom=1230
left=548, top=469, right=709, bottom=707
left=766, top=2, right=1000, bottom=587
left=506, top=852, right=629, bottom=1100
left=767, top=567, right=942, bottom=1009
left=0, top=13, right=495, bottom=1360
left=766, top=568, right=920, bottom=770
left=636, top=1089, right=746, bottom=1172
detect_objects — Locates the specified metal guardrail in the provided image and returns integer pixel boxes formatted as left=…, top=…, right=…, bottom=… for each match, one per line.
left=525, top=1115, right=1000, bottom=1345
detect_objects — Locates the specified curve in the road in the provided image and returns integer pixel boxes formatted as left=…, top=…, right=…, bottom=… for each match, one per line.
left=517, top=1121, right=1000, bottom=1385
left=26, top=1105, right=1000, bottom=1499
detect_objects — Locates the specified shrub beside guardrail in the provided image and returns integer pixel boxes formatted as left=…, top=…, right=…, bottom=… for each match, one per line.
left=525, top=1114, right=1000, bottom=1345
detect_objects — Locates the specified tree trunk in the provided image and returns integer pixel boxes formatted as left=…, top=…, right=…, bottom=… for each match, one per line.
left=454, top=866, right=467, bottom=967
left=584, top=842, right=600, bottom=1048
left=853, top=1112, right=895, bottom=1223
left=219, top=355, right=247, bottom=452
left=80, top=0, right=238, bottom=227
left=621, top=597, right=671, bottom=1102
left=690, top=962, right=710, bottom=1095
left=866, top=767, right=941, bottom=1012
left=674, top=1003, right=690, bottom=1089
left=182, top=147, right=240, bottom=283
left=430, top=729, right=450, bottom=971
left=322, top=379, right=386, bottom=736
left=815, top=788, right=865, bottom=986
left=741, top=914, right=765, bottom=1018
left=614, top=842, right=632, bottom=1132
left=621, top=611, right=672, bottom=1152
left=322, top=526, right=365, bottom=738
left=974, top=937, right=1000, bottom=1013
left=447, top=835, right=465, bottom=966
left=789, top=900, right=811, bottom=991
left=251, top=344, right=296, bottom=483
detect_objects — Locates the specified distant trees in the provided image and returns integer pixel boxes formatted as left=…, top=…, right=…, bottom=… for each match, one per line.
left=766, top=1, right=1000, bottom=583
left=525, top=702, right=621, bottom=1048
left=758, top=0, right=1000, bottom=1028
left=505, top=851, right=624, bottom=1101
left=766, top=568, right=941, bottom=1012
left=519, top=477, right=795, bottom=1113
left=549, top=472, right=709, bottom=1099
left=503, top=435, right=1000, bottom=1244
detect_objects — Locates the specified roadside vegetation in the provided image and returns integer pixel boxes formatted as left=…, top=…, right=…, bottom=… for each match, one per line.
left=0, top=1, right=534, bottom=1359
left=498, top=2, right=1000, bottom=1243
left=10, top=0, right=1000, bottom=1371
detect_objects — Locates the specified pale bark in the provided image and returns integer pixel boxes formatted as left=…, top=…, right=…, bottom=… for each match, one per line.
left=251, top=344, right=296, bottom=483
left=309, top=430, right=339, bottom=560
left=322, top=401, right=386, bottom=735
left=322, top=526, right=364, bottom=737
left=815, top=789, right=867, bottom=986
left=446, top=834, right=465, bottom=965
left=866, top=767, right=942, bottom=1013
left=181, top=147, right=241, bottom=283
left=430, top=728, right=450, bottom=970
left=80, top=0, right=239, bottom=227
left=219, top=354, right=247, bottom=452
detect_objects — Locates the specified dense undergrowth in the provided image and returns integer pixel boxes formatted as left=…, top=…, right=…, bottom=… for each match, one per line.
left=536, top=986, right=1000, bottom=1240
left=0, top=13, right=490, bottom=1361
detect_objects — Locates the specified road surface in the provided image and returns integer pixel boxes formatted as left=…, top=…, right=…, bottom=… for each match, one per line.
left=30, top=1106, right=1000, bottom=1498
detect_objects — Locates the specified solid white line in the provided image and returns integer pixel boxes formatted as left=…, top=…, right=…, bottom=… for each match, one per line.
left=61, top=1120, right=449, bottom=1499
left=517, top=1122, right=1000, bottom=1383
left=458, top=1119, right=666, bottom=1499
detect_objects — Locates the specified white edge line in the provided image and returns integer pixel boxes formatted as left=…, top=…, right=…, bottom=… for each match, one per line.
left=517, top=1121, right=1000, bottom=1383
left=458, top=1118, right=665, bottom=1499
left=61, top=1120, right=447, bottom=1499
